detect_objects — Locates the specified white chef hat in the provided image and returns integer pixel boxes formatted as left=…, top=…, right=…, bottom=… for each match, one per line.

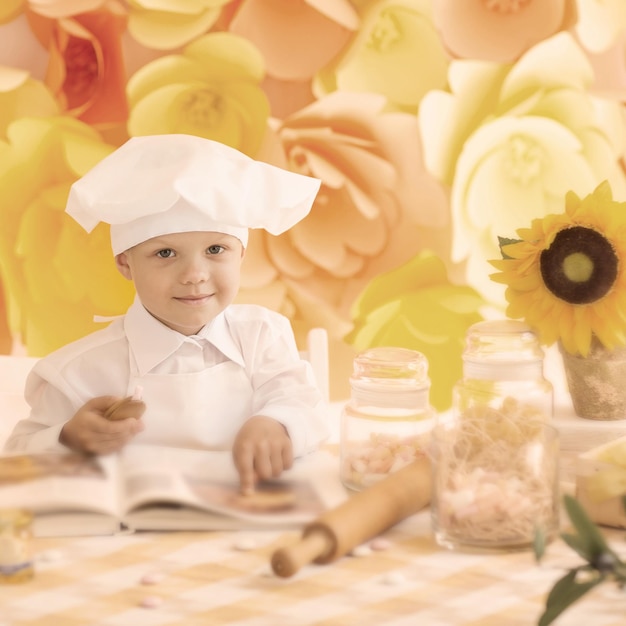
left=65, top=134, right=321, bottom=254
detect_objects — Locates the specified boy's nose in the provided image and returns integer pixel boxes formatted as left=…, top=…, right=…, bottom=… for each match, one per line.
left=180, top=258, right=210, bottom=284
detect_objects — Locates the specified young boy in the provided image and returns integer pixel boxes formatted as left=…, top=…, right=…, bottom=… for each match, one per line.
left=4, top=134, right=330, bottom=493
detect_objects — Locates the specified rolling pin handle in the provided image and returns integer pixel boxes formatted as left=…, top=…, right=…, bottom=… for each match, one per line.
left=271, top=529, right=331, bottom=578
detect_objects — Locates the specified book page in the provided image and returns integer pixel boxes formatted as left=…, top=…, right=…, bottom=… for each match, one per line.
left=118, top=445, right=346, bottom=528
left=0, top=452, right=120, bottom=519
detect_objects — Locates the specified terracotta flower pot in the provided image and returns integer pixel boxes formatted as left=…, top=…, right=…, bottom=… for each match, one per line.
left=560, top=338, right=626, bottom=420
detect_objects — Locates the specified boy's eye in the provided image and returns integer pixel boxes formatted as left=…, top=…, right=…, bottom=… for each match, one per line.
left=156, top=249, right=175, bottom=258
left=207, top=245, right=225, bottom=255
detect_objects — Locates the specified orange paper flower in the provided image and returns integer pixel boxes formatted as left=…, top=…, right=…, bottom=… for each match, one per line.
left=27, top=1, right=129, bottom=127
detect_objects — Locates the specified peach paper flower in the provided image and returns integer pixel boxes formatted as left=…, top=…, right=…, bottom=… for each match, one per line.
left=24, top=1, right=107, bottom=18
left=346, top=251, right=485, bottom=411
left=229, top=0, right=358, bottom=81
left=27, top=2, right=129, bottom=126
left=0, top=66, right=59, bottom=138
left=127, top=32, right=270, bottom=156
left=432, top=0, right=577, bottom=63
left=0, top=117, right=134, bottom=355
left=315, top=0, right=448, bottom=111
left=126, top=0, right=230, bottom=50
left=574, top=0, right=626, bottom=53
left=419, top=32, right=626, bottom=306
left=237, top=91, right=449, bottom=345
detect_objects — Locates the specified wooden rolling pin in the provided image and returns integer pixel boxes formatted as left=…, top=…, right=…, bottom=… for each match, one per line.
left=271, top=455, right=431, bottom=578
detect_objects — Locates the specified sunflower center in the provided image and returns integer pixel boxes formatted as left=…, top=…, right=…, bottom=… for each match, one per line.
left=540, top=226, right=618, bottom=305
left=562, top=252, right=594, bottom=283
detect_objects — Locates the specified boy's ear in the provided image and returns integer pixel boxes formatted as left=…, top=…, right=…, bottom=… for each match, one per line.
left=115, top=252, right=132, bottom=280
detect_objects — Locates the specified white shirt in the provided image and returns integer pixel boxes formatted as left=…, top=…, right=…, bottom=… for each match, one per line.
left=4, top=300, right=330, bottom=456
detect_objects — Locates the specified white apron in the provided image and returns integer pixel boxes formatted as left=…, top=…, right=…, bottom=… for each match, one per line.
left=125, top=348, right=253, bottom=450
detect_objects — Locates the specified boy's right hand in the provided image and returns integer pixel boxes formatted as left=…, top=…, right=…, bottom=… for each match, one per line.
left=59, top=396, right=145, bottom=456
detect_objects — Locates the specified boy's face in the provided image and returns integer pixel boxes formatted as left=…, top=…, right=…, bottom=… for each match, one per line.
left=115, top=231, right=245, bottom=335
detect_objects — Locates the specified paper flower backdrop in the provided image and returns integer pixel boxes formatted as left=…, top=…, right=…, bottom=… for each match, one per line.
left=1, top=0, right=626, bottom=407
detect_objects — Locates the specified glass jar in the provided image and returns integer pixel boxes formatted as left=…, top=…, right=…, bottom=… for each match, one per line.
left=452, top=319, right=553, bottom=424
left=431, top=319, right=559, bottom=551
left=340, top=347, right=435, bottom=492
left=0, top=509, right=34, bottom=584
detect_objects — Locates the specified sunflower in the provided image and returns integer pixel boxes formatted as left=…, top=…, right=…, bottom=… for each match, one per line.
left=490, top=180, right=626, bottom=357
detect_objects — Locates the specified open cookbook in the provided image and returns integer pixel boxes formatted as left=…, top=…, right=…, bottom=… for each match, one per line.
left=0, top=445, right=346, bottom=537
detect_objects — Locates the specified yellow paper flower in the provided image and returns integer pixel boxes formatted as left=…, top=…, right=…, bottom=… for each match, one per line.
left=126, top=31, right=269, bottom=156
left=346, top=251, right=485, bottom=410
left=314, top=0, right=449, bottom=110
left=490, top=180, right=626, bottom=356
left=0, top=116, right=135, bottom=355
left=126, top=0, right=229, bottom=50
left=0, top=0, right=24, bottom=23
left=419, top=32, right=626, bottom=306
left=0, top=66, right=59, bottom=138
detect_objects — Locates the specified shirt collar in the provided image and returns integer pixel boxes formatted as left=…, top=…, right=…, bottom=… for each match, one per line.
left=124, top=298, right=245, bottom=375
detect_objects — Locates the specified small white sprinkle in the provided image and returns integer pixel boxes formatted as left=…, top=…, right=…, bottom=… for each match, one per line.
left=37, top=549, right=63, bottom=562
left=350, top=544, right=372, bottom=557
left=370, top=537, right=392, bottom=551
left=233, top=538, right=257, bottom=551
left=140, top=595, right=163, bottom=609
left=381, top=571, right=406, bottom=586
left=140, top=572, right=165, bottom=585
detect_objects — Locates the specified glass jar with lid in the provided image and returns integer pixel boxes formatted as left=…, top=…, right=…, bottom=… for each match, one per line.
left=431, top=319, right=559, bottom=551
left=452, top=319, right=553, bottom=423
left=340, top=346, right=435, bottom=492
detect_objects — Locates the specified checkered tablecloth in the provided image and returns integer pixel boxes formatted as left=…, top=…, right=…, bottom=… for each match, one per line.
left=2, top=510, right=625, bottom=626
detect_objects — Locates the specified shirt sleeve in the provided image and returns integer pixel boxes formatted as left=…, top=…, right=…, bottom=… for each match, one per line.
left=3, top=368, right=78, bottom=454
left=243, top=312, right=331, bottom=457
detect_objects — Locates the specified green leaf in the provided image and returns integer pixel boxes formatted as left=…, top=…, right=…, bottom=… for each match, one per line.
left=538, top=568, right=603, bottom=626
left=533, top=526, right=547, bottom=563
left=563, top=495, right=611, bottom=561
left=497, top=236, right=521, bottom=259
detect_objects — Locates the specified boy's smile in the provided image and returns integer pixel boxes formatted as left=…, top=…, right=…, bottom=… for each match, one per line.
left=115, top=231, right=245, bottom=335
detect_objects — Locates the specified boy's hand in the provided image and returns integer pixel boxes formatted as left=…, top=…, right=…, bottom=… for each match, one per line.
left=60, top=396, right=145, bottom=456
left=232, top=416, right=293, bottom=495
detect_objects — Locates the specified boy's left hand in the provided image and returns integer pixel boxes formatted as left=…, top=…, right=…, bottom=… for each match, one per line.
left=232, top=416, right=293, bottom=495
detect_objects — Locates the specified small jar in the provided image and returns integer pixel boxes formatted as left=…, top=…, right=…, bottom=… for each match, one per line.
left=452, top=319, right=553, bottom=424
left=431, top=320, right=559, bottom=551
left=0, top=509, right=34, bottom=584
left=340, top=347, right=435, bottom=491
